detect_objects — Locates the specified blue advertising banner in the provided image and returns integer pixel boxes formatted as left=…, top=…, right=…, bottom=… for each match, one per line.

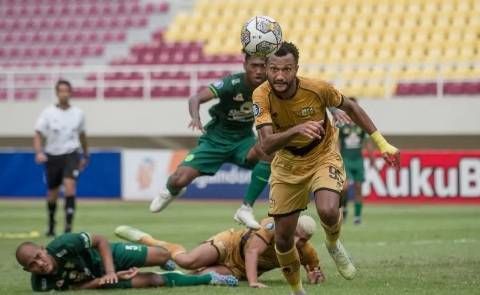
left=0, top=150, right=121, bottom=198
left=183, top=163, right=269, bottom=200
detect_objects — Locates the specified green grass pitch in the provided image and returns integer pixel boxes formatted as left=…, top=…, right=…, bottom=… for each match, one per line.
left=0, top=200, right=479, bottom=294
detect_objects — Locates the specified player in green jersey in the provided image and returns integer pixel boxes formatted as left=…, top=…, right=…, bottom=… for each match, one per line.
left=338, top=97, right=376, bottom=225
left=15, top=232, right=238, bottom=291
left=149, top=53, right=272, bottom=229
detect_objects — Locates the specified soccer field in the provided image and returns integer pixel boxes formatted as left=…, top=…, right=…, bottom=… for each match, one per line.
left=0, top=200, right=479, bottom=295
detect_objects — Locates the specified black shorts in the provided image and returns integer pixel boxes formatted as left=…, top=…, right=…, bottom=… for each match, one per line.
left=45, top=152, right=80, bottom=189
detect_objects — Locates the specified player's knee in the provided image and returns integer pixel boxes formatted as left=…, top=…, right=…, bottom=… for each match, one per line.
left=317, top=207, right=339, bottom=225
left=275, top=234, right=294, bottom=251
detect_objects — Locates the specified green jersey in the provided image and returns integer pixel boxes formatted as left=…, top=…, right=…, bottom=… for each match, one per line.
left=339, top=123, right=367, bottom=160
left=31, top=232, right=103, bottom=291
left=207, top=73, right=256, bottom=141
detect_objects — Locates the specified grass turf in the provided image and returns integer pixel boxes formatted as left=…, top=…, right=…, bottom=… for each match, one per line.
left=0, top=199, right=479, bottom=294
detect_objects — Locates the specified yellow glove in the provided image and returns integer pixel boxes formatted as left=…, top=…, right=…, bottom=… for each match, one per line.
left=370, top=131, right=400, bottom=166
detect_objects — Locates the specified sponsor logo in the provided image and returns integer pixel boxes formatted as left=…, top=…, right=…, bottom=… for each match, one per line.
left=193, top=166, right=251, bottom=189
left=231, top=78, right=240, bottom=85
left=297, top=107, right=315, bottom=117
left=233, top=93, right=244, bottom=101
left=253, top=103, right=260, bottom=117
left=363, top=157, right=480, bottom=198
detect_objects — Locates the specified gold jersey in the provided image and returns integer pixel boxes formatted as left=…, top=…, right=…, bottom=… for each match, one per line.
left=207, top=217, right=320, bottom=278
left=253, top=76, right=343, bottom=160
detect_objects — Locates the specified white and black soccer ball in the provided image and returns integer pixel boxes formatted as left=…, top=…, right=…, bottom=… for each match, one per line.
left=241, top=16, right=282, bottom=57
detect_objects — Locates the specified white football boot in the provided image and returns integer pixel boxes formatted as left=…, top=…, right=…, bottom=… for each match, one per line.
left=233, top=204, right=261, bottom=229
left=149, top=187, right=186, bottom=213
left=325, top=240, right=357, bottom=280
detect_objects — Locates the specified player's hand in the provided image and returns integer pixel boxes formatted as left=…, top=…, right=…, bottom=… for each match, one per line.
left=116, top=267, right=139, bottom=280
left=249, top=282, right=268, bottom=288
left=188, top=117, right=205, bottom=133
left=295, top=120, right=325, bottom=139
left=382, top=146, right=400, bottom=167
left=306, top=265, right=325, bottom=284
left=331, top=109, right=352, bottom=126
left=35, top=152, right=47, bottom=164
left=99, top=272, right=118, bottom=285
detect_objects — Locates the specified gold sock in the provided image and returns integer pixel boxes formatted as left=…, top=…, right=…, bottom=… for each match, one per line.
left=321, top=212, right=343, bottom=246
left=275, top=245, right=304, bottom=293
left=139, top=236, right=186, bottom=259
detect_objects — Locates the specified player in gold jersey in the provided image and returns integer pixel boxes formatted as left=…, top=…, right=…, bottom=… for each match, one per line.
left=115, top=215, right=324, bottom=288
left=253, top=42, right=400, bottom=295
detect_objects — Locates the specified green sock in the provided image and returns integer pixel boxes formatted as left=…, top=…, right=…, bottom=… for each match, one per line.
left=161, top=271, right=212, bottom=287
left=166, top=178, right=182, bottom=196
left=354, top=202, right=363, bottom=218
left=243, top=161, right=271, bottom=206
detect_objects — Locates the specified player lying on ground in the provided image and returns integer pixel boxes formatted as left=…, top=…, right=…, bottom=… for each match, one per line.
left=15, top=232, right=238, bottom=291
left=115, top=215, right=324, bottom=288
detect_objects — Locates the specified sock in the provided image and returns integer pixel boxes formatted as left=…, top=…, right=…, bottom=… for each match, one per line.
left=64, top=197, right=75, bottom=232
left=161, top=271, right=212, bottom=287
left=243, top=161, right=271, bottom=206
left=166, top=178, right=182, bottom=196
left=139, top=236, right=186, bottom=259
left=354, top=202, right=363, bottom=219
left=321, top=213, right=343, bottom=246
left=275, top=245, right=304, bottom=293
left=47, top=201, right=57, bottom=232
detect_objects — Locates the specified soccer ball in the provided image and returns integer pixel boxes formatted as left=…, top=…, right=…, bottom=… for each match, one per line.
left=240, top=16, right=282, bottom=57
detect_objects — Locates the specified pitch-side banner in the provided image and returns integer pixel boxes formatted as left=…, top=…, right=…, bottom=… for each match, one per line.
left=121, top=149, right=479, bottom=203
left=363, top=150, right=480, bottom=203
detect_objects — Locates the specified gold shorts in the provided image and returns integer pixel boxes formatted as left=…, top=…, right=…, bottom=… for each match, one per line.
left=204, top=229, right=247, bottom=279
left=269, top=150, right=345, bottom=216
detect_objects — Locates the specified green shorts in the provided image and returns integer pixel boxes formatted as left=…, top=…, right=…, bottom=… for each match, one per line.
left=344, top=158, right=365, bottom=182
left=181, top=133, right=257, bottom=175
left=108, top=243, right=148, bottom=289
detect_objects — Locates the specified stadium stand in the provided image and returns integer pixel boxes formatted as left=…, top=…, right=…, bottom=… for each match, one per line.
left=163, top=0, right=479, bottom=97
left=0, top=0, right=478, bottom=99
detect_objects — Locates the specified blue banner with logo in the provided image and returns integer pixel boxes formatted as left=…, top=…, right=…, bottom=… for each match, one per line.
left=184, top=163, right=269, bottom=200
left=0, top=150, right=121, bottom=198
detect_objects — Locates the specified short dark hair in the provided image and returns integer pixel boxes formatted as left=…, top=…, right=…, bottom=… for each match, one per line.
left=271, top=41, right=299, bottom=64
left=55, top=80, right=72, bottom=92
left=349, top=96, right=358, bottom=103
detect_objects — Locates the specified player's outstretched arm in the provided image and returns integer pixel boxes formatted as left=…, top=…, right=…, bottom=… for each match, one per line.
left=91, top=234, right=118, bottom=285
left=188, top=88, right=216, bottom=133
left=339, top=98, right=400, bottom=166
left=244, top=235, right=269, bottom=288
left=257, top=121, right=325, bottom=155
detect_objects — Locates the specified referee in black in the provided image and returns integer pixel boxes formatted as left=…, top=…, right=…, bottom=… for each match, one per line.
left=33, top=80, right=89, bottom=237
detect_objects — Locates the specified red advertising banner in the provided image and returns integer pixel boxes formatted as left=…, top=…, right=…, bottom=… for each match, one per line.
left=362, top=150, right=480, bottom=204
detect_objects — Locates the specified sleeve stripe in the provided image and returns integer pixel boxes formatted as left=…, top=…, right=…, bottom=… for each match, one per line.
left=256, top=123, right=273, bottom=130
left=254, top=233, right=270, bottom=245
left=208, top=85, right=219, bottom=97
